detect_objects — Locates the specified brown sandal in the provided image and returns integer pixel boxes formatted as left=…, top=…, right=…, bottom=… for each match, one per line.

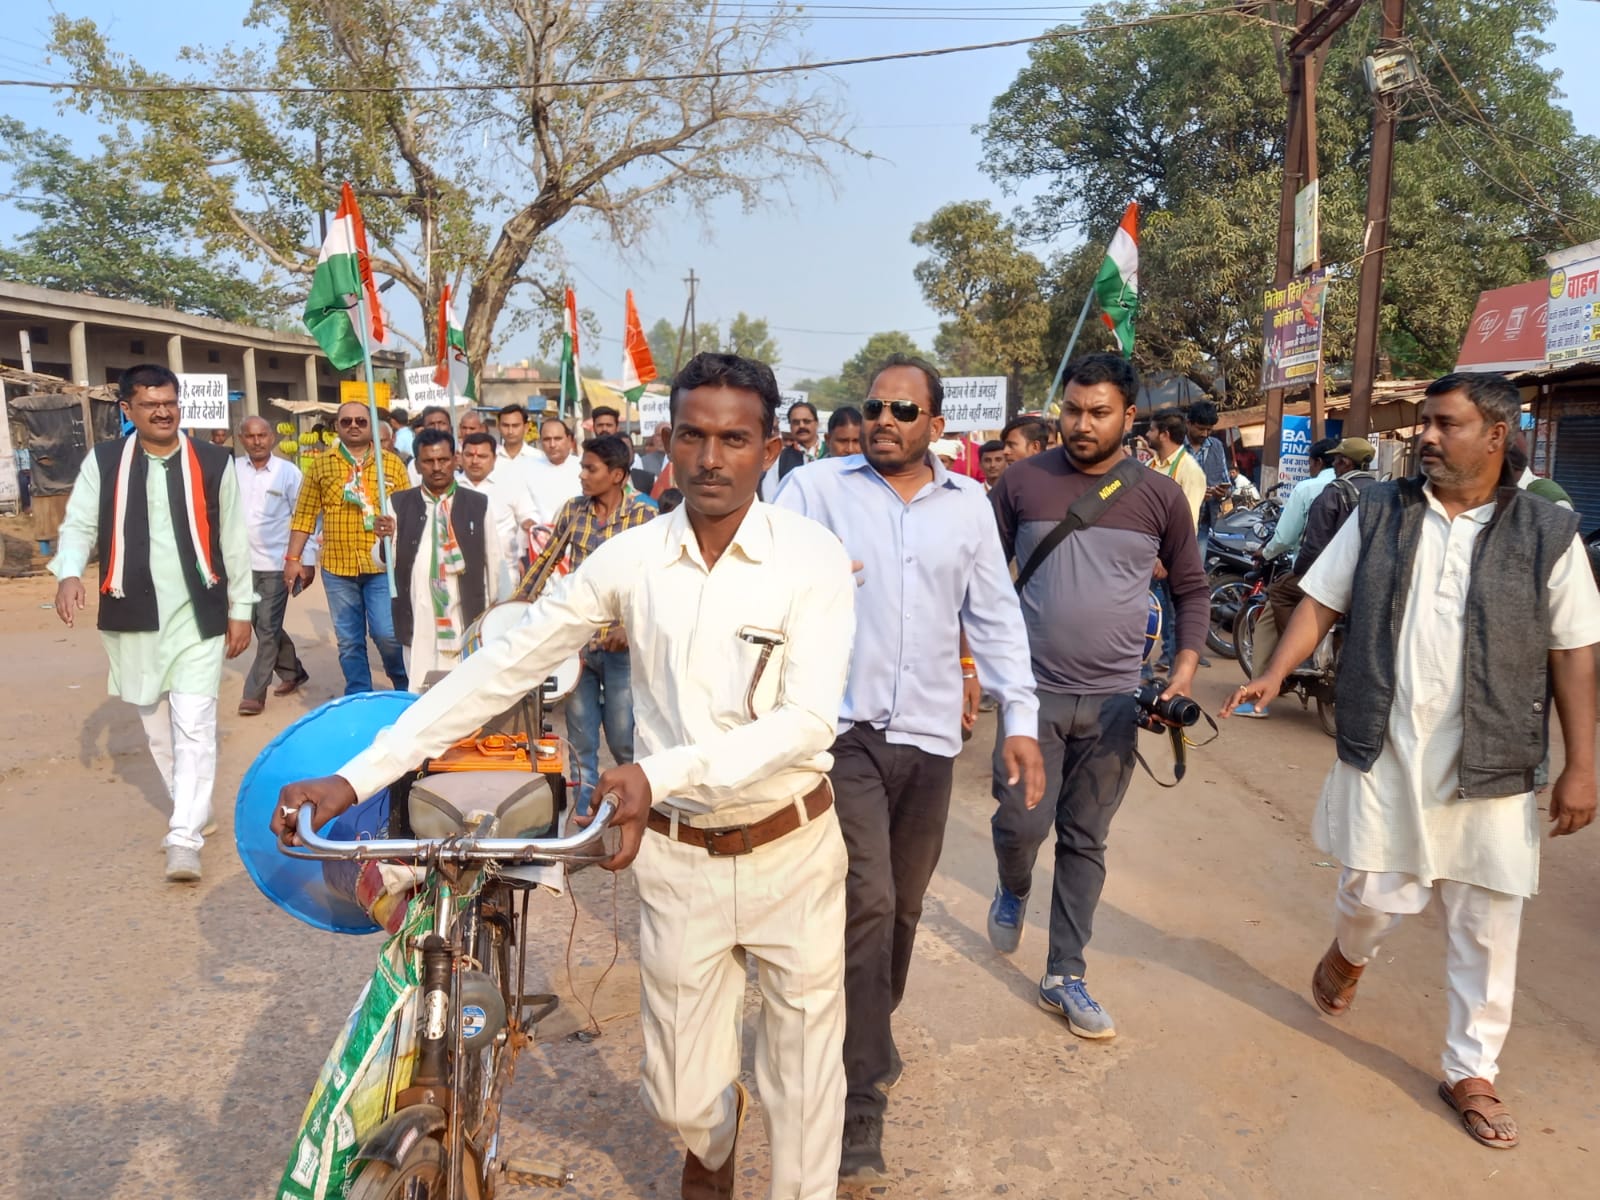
left=1311, top=939, right=1364, bottom=1015
left=1438, top=1077, right=1519, bottom=1149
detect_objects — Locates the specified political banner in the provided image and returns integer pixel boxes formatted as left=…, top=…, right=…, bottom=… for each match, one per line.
left=1279, top=414, right=1313, bottom=486
left=1545, top=256, right=1600, bottom=365
left=177, top=374, right=230, bottom=429
left=939, top=377, right=1007, bottom=433
left=1261, top=270, right=1329, bottom=391
left=638, top=390, right=672, bottom=434
left=404, top=367, right=451, bottom=410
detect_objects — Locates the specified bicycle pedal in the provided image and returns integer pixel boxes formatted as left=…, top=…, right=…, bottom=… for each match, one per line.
left=500, top=1156, right=573, bottom=1189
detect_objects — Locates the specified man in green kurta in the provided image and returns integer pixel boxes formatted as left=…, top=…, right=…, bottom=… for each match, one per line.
left=50, top=364, right=254, bottom=883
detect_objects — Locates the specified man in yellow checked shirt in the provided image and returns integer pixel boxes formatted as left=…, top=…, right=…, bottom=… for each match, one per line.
left=285, top=400, right=411, bottom=694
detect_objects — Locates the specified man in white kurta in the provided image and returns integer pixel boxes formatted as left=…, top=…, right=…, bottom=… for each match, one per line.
left=50, top=367, right=253, bottom=883
left=525, top=416, right=584, bottom=525
left=375, top=431, right=510, bottom=677
left=457, top=430, right=534, bottom=567
left=275, top=358, right=856, bottom=1199
left=1228, top=374, right=1600, bottom=1150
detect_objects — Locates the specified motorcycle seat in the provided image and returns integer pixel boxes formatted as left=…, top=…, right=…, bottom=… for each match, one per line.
left=408, top=771, right=557, bottom=840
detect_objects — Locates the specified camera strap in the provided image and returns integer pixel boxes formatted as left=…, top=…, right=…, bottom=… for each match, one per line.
left=1134, top=707, right=1220, bottom=788
left=1013, top=456, right=1148, bottom=594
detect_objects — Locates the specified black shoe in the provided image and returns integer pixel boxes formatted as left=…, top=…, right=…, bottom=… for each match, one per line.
left=839, top=1113, right=888, bottom=1183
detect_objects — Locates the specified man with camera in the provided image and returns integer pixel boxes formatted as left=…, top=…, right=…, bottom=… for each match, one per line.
left=986, top=353, right=1209, bottom=1039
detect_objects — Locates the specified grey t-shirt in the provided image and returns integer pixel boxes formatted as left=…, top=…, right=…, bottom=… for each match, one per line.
left=990, top=449, right=1209, bottom=693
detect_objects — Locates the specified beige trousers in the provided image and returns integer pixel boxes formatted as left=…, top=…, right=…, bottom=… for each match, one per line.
left=633, top=802, right=849, bottom=1200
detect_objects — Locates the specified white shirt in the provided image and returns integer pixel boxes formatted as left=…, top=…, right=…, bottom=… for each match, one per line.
left=340, top=502, right=856, bottom=827
left=525, top=454, right=584, bottom=526
left=1300, top=485, right=1600, bottom=897
left=458, top=469, right=531, bottom=581
left=233, top=454, right=317, bottom=570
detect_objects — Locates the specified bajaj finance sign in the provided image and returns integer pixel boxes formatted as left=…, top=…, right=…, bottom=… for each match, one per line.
left=1279, top=415, right=1313, bottom=486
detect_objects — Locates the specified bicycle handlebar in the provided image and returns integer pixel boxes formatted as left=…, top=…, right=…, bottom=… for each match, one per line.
left=279, top=796, right=618, bottom=866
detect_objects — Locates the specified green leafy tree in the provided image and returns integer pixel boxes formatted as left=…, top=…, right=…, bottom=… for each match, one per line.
left=48, top=1, right=850, bottom=368
left=791, top=375, right=855, bottom=410
left=645, top=316, right=726, bottom=374
left=724, top=312, right=781, bottom=364
left=0, top=119, right=288, bottom=322
left=981, top=0, right=1600, bottom=400
left=837, top=331, right=934, bottom=402
left=911, top=200, right=1049, bottom=411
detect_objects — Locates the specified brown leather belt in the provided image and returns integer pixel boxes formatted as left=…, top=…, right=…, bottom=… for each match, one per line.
left=646, top=780, right=832, bottom=857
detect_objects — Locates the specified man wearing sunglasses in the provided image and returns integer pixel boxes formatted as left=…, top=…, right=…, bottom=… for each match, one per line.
left=286, top=400, right=412, bottom=695
left=772, top=353, right=1045, bottom=1184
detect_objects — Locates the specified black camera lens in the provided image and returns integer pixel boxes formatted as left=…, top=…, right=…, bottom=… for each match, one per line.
left=1132, top=684, right=1202, bottom=727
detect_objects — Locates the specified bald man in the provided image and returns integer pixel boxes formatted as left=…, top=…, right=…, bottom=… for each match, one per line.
left=234, top=416, right=312, bottom=714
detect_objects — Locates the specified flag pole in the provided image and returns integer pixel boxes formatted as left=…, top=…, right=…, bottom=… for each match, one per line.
left=1045, top=285, right=1096, bottom=412
left=353, top=284, right=398, bottom=600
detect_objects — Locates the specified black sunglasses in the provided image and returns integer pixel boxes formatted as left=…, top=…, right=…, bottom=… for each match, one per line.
left=864, top=397, right=930, bottom=423
left=337, top=416, right=370, bottom=428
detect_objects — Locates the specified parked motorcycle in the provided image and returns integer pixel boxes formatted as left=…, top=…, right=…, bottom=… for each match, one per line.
left=1205, top=496, right=1281, bottom=658
left=1232, top=558, right=1342, bottom=738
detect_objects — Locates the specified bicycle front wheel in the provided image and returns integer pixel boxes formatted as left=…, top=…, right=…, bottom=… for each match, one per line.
left=347, top=1137, right=446, bottom=1200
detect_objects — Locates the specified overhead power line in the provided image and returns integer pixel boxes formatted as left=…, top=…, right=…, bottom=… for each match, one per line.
left=0, top=6, right=1288, bottom=97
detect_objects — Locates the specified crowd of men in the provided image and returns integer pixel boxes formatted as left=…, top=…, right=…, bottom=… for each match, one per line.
left=48, top=348, right=1600, bottom=1196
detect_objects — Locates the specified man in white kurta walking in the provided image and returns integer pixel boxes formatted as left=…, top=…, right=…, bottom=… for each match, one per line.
left=50, top=364, right=253, bottom=883
left=1229, top=372, right=1600, bottom=1151
left=373, top=428, right=509, bottom=678
left=276, top=353, right=857, bottom=1199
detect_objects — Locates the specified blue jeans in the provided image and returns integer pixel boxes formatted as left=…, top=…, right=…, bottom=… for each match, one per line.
left=322, top=571, right=408, bottom=695
left=1151, top=579, right=1176, bottom=671
left=565, top=647, right=634, bottom=815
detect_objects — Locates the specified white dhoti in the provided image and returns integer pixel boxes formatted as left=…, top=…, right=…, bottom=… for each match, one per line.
left=632, top=802, right=848, bottom=1200
left=1334, top=868, right=1522, bottom=1084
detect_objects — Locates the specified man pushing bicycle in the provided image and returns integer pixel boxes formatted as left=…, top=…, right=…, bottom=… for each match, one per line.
left=275, top=352, right=858, bottom=1200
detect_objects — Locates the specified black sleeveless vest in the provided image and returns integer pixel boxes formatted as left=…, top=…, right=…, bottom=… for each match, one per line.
left=390, top=485, right=491, bottom=646
left=93, top=437, right=232, bottom=638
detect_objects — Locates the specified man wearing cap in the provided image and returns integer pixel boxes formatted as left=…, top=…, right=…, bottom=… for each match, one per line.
left=1267, top=437, right=1378, bottom=650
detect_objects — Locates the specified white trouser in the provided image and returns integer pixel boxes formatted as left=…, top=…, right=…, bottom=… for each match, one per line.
left=632, top=802, right=848, bottom=1200
left=1334, top=868, right=1523, bottom=1085
left=136, top=692, right=219, bottom=851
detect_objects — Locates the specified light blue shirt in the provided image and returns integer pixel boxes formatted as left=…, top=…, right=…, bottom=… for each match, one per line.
left=1263, top=466, right=1335, bottom=561
left=773, top=453, right=1039, bottom=757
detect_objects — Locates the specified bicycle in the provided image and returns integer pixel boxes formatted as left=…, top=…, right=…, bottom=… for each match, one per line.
left=276, top=691, right=616, bottom=1199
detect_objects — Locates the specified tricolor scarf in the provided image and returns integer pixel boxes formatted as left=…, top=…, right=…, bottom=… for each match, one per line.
left=102, top=433, right=218, bottom=598
left=429, top=484, right=467, bottom=651
left=337, top=442, right=379, bottom=531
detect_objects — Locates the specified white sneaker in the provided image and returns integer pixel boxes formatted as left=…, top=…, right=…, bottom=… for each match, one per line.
left=165, top=846, right=202, bottom=883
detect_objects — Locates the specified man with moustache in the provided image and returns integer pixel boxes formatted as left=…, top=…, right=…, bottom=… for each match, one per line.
left=374, top=429, right=509, bottom=677
left=824, top=406, right=864, bottom=458
left=405, top=406, right=455, bottom=486
left=457, top=430, right=534, bottom=572
left=233, top=415, right=312, bottom=715
left=286, top=400, right=411, bottom=694
left=526, top=415, right=585, bottom=526
left=773, top=354, right=1044, bottom=1182
left=276, top=352, right=857, bottom=1200
left=987, top=353, right=1208, bottom=1041
left=761, top=400, right=822, bottom=498
left=50, top=364, right=253, bottom=882
left=1228, top=372, right=1600, bottom=1151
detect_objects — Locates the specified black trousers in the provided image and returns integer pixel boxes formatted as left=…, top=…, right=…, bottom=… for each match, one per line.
left=991, top=691, right=1137, bottom=980
left=243, top=569, right=306, bottom=703
left=829, top=725, right=955, bottom=1120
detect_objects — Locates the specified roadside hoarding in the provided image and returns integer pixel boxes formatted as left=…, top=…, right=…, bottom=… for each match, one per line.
left=1545, top=257, right=1600, bottom=365
left=1261, top=270, right=1328, bottom=392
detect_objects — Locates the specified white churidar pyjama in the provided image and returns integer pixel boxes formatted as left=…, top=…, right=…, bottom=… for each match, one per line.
left=1334, top=867, right=1523, bottom=1085
left=137, top=691, right=219, bottom=851
left=632, top=803, right=848, bottom=1200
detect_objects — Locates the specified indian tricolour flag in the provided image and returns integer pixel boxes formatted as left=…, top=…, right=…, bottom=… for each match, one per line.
left=303, top=183, right=385, bottom=371
left=1094, top=201, right=1139, bottom=357
left=433, top=284, right=472, bottom=398
left=559, top=287, right=582, bottom=415
left=620, top=289, right=658, bottom=404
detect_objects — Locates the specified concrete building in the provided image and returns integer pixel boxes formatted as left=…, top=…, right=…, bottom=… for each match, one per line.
left=0, top=281, right=404, bottom=432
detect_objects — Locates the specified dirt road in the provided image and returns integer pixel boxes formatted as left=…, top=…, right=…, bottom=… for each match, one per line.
left=3, top=572, right=1597, bottom=1200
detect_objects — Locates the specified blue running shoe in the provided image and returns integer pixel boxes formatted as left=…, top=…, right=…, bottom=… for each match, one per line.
left=987, top=884, right=1027, bottom=953
left=1038, top=975, right=1116, bottom=1039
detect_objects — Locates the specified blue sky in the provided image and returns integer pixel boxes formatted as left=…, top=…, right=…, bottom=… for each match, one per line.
left=2, top=2, right=1598, bottom=386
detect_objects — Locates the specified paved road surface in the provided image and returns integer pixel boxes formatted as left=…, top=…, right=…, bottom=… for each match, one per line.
left=3, top=574, right=1597, bottom=1199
